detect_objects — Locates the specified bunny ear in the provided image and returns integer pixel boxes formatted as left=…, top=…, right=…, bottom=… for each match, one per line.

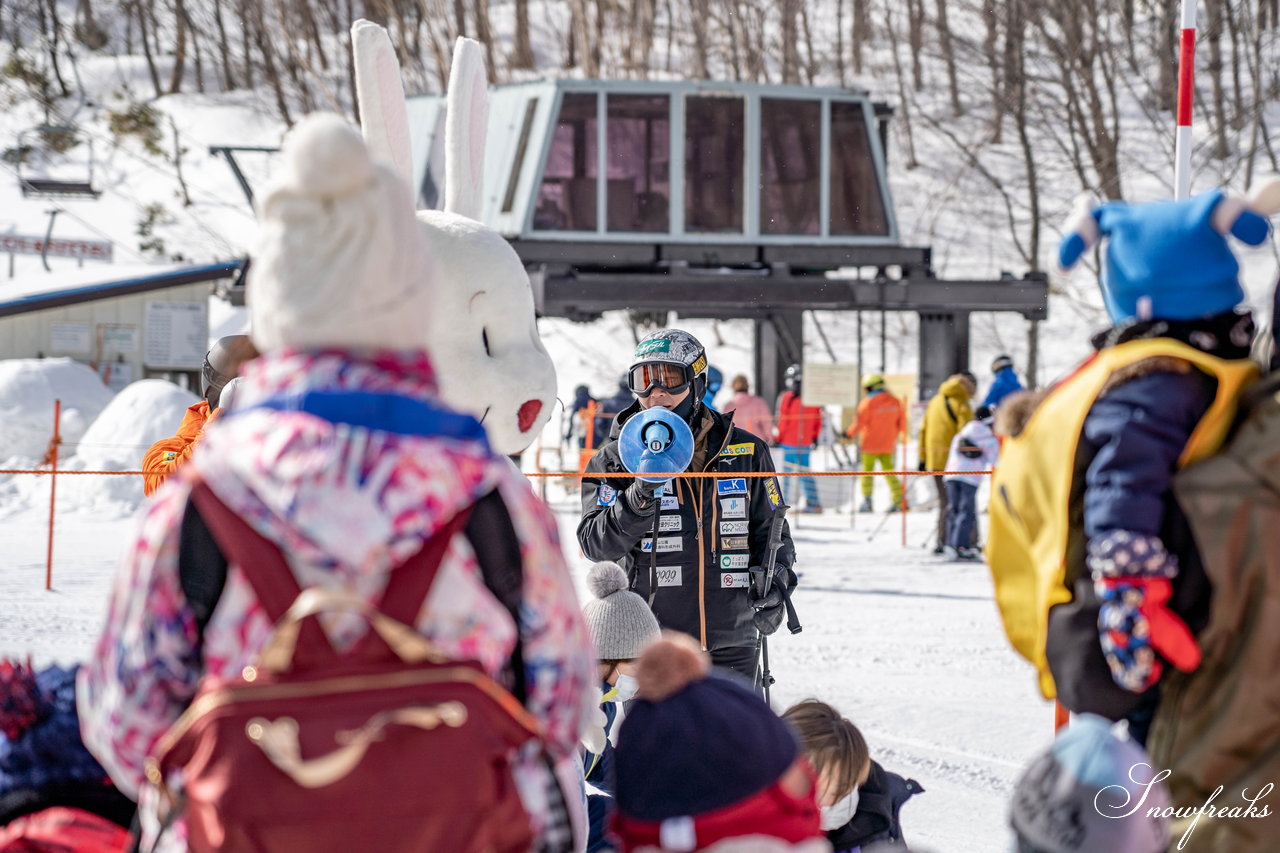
left=1058, top=193, right=1102, bottom=270
left=1246, top=174, right=1280, bottom=216
left=351, top=19, right=414, bottom=187
left=444, top=36, right=489, bottom=221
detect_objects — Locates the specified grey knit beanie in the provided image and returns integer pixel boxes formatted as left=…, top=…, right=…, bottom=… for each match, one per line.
left=583, top=562, right=661, bottom=660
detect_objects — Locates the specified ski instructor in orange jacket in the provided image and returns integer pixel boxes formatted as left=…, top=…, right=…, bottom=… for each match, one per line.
left=141, top=335, right=257, bottom=496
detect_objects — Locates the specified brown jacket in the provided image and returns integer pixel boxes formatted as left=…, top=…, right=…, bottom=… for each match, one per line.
left=141, top=401, right=218, bottom=496
left=1147, top=373, right=1280, bottom=851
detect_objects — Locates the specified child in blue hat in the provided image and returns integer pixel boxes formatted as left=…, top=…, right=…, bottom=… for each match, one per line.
left=990, top=182, right=1279, bottom=743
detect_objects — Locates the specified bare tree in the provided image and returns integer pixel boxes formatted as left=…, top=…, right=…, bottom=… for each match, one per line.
left=934, top=0, right=962, bottom=115
left=885, top=4, right=918, bottom=169
left=511, top=0, right=534, bottom=69
left=1205, top=0, right=1230, bottom=158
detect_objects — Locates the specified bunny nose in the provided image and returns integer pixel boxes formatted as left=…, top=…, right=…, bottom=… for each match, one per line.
left=517, top=400, right=542, bottom=432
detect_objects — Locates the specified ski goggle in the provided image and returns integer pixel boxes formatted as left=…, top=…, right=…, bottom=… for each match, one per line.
left=629, top=362, right=692, bottom=397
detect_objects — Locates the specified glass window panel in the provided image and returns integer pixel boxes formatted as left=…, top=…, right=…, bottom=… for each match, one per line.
left=684, top=96, right=744, bottom=233
left=606, top=95, right=670, bottom=232
left=534, top=93, right=597, bottom=231
left=830, top=101, right=890, bottom=236
left=759, top=98, right=820, bottom=235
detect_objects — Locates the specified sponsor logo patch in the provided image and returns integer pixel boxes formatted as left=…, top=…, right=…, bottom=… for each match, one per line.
left=635, top=338, right=671, bottom=356
left=640, top=537, right=683, bottom=553
left=721, top=572, right=750, bottom=588
left=161, top=451, right=177, bottom=462
left=720, top=520, right=749, bottom=535
left=765, top=478, right=782, bottom=508
left=719, top=443, right=755, bottom=457
left=721, top=536, right=749, bottom=550
left=720, top=554, right=750, bottom=569
left=717, top=477, right=747, bottom=495
left=720, top=497, right=747, bottom=519
left=660, top=495, right=679, bottom=511
left=597, top=484, right=617, bottom=506
left=658, top=515, right=682, bottom=532
left=656, top=566, right=683, bottom=587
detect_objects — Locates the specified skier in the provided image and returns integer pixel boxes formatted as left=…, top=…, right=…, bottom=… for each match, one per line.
left=941, top=405, right=1000, bottom=561
left=566, top=383, right=599, bottom=449
left=918, top=372, right=976, bottom=552
left=595, top=375, right=636, bottom=452
left=78, top=113, right=594, bottom=852
left=774, top=364, right=825, bottom=513
left=721, top=373, right=774, bottom=442
left=702, top=364, right=724, bottom=412
left=577, top=328, right=796, bottom=683
left=981, top=354, right=1024, bottom=409
left=846, top=374, right=905, bottom=514
left=140, top=334, right=257, bottom=497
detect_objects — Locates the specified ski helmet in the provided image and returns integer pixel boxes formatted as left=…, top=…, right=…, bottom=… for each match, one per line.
left=629, top=329, right=709, bottom=407
left=861, top=373, right=886, bottom=391
left=991, top=354, right=1014, bottom=373
left=201, top=335, right=258, bottom=410
left=784, top=364, right=803, bottom=393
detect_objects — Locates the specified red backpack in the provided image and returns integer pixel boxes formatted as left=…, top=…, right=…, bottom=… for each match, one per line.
left=144, top=484, right=540, bottom=853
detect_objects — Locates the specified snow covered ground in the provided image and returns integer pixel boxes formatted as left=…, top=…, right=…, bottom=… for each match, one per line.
left=0, top=467, right=1050, bottom=853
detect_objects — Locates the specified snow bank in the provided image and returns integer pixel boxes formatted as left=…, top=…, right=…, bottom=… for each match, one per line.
left=60, top=379, right=199, bottom=515
left=0, top=359, right=116, bottom=466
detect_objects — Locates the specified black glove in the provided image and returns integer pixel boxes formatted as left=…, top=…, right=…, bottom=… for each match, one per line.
left=625, top=478, right=668, bottom=513
left=749, top=567, right=793, bottom=636
left=918, top=460, right=928, bottom=472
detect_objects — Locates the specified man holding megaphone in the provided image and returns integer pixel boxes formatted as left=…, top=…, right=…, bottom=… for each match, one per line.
left=577, top=329, right=797, bottom=684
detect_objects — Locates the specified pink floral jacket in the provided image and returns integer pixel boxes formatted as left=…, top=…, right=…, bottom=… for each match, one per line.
left=78, top=350, right=595, bottom=849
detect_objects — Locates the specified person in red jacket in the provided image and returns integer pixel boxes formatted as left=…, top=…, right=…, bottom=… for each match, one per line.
left=774, top=364, right=824, bottom=513
left=141, top=335, right=257, bottom=497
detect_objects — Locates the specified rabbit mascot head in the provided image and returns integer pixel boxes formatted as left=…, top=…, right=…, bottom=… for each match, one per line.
left=352, top=20, right=557, bottom=455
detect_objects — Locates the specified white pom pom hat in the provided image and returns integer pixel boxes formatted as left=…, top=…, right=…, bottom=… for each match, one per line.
left=582, top=561, right=661, bottom=661
left=248, top=112, right=436, bottom=354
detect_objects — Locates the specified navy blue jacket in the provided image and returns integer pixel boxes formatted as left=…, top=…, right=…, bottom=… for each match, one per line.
left=584, top=688, right=620, bottom=853
left=827, top=760, right=923, bottom=853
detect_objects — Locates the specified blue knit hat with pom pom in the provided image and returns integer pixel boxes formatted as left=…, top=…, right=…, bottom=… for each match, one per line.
left=1059, top=182, right=1280, bottom=323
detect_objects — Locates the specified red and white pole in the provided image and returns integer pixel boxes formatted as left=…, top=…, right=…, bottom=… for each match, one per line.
left=1174, top=0, right=1197, bottom=200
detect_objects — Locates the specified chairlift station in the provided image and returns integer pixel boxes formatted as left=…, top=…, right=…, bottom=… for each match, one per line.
left=402, top=78, right=1047, bottom=401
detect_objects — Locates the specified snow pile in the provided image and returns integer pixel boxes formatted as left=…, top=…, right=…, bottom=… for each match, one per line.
left=60, top=379, right=199, bottom=515
left=0, top=359, right=116, bottom=466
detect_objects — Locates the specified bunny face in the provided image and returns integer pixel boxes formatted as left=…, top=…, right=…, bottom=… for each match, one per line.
left=351, top=22, right=558, bottom=455
left=417, top=210, right=556, bottom=453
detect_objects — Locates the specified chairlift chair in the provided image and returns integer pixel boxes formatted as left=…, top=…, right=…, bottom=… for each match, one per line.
left=15, top=125, right=100, bottom=199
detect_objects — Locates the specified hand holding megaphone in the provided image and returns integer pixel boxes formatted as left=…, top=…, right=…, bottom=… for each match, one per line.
left=618, top=408, right=695, bottom=509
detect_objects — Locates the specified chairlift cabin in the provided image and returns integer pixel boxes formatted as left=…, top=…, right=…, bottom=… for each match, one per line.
left=408, top=79, right=1048, bottom=401
left=15, top=125, right=100, bottom=199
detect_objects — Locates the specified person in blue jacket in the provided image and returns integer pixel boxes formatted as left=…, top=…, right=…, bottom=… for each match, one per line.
left=982, top=354, right=1024, bottom=409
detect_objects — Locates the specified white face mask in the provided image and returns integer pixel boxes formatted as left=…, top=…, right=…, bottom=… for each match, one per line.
left=820, top=787, right=860, bottom=831
left=613, top=672, right=639, bottom=702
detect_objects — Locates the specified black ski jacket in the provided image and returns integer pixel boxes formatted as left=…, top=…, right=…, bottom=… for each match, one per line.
left=577, top=400, right=795, bottom=651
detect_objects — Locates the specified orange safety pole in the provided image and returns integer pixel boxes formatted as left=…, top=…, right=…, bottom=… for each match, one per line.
left=1054, top=701, right=1070, bottom=733
left=46, top=399, right=60, bottom=591
left=901, top=395, right=909, bottom=547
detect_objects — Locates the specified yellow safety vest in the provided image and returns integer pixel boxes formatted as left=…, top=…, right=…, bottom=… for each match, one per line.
left=986, top=339, right=1258, bottom=699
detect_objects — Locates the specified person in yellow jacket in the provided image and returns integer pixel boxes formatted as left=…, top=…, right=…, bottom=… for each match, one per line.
left=141, top=335, right=257, bottom=496
left=917, top=372, right=975, bottom=552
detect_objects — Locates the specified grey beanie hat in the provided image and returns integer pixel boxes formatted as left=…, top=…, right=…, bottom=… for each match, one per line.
left=583, top=562, right=662, bottom=660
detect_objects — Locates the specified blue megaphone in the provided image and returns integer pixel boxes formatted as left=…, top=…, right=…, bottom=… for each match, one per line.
left=618, top=407, right=695, bottom=484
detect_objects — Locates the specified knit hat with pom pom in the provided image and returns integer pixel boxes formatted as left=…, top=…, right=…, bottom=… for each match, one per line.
left=248, top=111, right=436, bottom=353
left=614, top=634, right=800, bottom=824
left=582, top=562, right=661, bottom=661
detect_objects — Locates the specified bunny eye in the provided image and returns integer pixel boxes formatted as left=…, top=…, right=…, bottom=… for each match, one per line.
left=482, top=327, right=492, bottom=357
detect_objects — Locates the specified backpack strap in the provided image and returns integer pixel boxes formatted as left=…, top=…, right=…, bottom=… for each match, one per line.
left=179, top=485, right=526, bottom=700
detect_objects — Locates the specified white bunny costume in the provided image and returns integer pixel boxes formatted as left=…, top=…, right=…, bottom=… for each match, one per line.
left=352, top=21, right=558, bottom=455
